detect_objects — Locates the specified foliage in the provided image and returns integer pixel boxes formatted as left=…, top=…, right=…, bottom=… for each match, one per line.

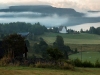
left=71, top=58, right=100, bottom=68
left=0, top=56, right=12, bottom=66
left=2, top=34, right=26, bottom=59
left=95, top=60, right=100, bottom=68
left=47, top=48, right=64, bottom=61
left=0, top=22, right=47, bottom=35
left=53, top=35, right=72, bottom=59
left=33, top=38, right=48, bottom=58
left=34, top=61, right=74, bottom=70
left=72, top=58, right=82, bottom=67
left=82, top=60, right=94, bottom=67
left=48, top=27, right=59, bottom=33
left=74, top=48, right=78, bottom=53
left=54, top=35, right=64, bottom=46
left=25, top=40, right=30, bottom=47
left=88, top=26, right=100, bottom=35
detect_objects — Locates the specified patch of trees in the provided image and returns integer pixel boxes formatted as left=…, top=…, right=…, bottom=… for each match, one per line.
left=2, top=34, right=28, bottom=60
left=81, top=26, right=100, bottom=35
left=33, top=36, right=73, bottom=61
left=48, top=27, right=59, bottom=33
left=0, top=22, right=47, bottom=35
left=72, top=58, right=100, bottom=68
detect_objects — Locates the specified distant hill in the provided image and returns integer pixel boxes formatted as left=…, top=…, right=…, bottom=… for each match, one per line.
left=0, top=5, right=100, bottom=26
left=0, top=5, right=84, bottom=17
left=88, top=11, right=100, bottom=13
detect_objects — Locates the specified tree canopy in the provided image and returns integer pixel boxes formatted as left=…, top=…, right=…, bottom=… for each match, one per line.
left=3, top=34, right=26, bottom=59
left=0, top=22, right=47, bottom=35
left=47, top=48, right=64, bottom=61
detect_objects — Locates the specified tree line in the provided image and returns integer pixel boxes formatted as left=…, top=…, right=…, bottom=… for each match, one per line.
left=80, top=26, right=100, bottom=35
left=0, top=22, right=47, bottom=35
left=33, top=35, right=74, bottom=61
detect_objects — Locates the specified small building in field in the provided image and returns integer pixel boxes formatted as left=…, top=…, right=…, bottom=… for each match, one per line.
left=59, top=26, right=68, bottom=33
left=17, top=32, right=30, bottom=37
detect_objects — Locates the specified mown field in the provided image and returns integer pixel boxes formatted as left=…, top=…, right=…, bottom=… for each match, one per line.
left=39, top=33, right=100, bottom=51
left=69, top=52, right=100, bottom=63
left=0, top=67, right=100, bottom=75
left=40, top=33, right=100, bottom=44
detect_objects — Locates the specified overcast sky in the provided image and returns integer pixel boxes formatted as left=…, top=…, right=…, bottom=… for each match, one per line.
left=0, top=0, right=100, bottom=30
left=0, top=0, right=100, bottom=11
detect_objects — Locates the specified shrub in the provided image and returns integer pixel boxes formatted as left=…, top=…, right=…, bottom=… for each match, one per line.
left=73, top=58, right=82, bottom=67
left=95, top=60, right=100, bottom=68
left=82, top=60, right=94, bottom=68
left=35, top=62, right=53, bottom=68
left=34, top=61, right=74, bottom=70
left=58, top=62, right=74, bottom=70
left=0, top=57, right=12, bottom=66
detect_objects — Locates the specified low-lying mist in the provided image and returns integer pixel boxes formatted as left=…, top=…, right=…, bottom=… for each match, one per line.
left=0, top=12, right=68, bottom=27
left=0, top=11, right=100, bottom=30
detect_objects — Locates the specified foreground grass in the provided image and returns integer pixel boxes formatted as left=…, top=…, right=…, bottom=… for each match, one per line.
left=0, top=67, right=100, bottom=75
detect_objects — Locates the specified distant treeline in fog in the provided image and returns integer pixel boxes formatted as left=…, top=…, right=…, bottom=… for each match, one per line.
left=0, top=22, right=47, bottom=35
left=0, top=22, right=100, bottom=35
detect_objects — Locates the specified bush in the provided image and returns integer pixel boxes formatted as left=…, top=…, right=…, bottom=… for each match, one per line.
left=34, top=61, right=74, bottom=70
left=82, top=60, right=94, bottom=68
left=73, top=58, right=82, bottom=67
left=95, top=60, right=100, bottom=68
left=35, top=62, right=53, bottom=68
left=58, top=62, right=74, bottom=70
left=0, top=57, right=12, bottom=66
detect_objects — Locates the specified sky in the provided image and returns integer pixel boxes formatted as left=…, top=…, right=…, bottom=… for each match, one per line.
left=0, top=0, right=100, bottom=31
left=0, top=0, right=100, bottom=11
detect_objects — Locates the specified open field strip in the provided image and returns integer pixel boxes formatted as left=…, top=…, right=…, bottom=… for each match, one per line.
left=40, top=33, right=100, bottom=44
left=69, top=52, right=100, bottom=63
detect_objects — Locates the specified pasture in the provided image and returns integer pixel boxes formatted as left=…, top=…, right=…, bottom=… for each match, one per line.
left=69, top=52, right=100, bottom=63
left=40, top=33, right=100, bottom=44
left=0, top=67, right=100, bottom=75
left=28, top=33, right=100, bottom=61
left=39, top=32, right=100, bottom=51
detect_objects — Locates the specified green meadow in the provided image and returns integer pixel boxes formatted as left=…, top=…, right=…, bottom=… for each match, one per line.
left=38, top=32, right=100, bottom=51
left=39, top=33, right=100, bottom=63
left=28, top=32, right=100, bottom=64
left=69, top=52, right=100, bottom=63
left=40, top=32, right=100, bottom=44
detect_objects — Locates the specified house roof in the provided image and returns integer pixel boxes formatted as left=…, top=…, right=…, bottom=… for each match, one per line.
left=17, top=32, right=29, bottom=37
left=59, top=26, right=67, bottom=31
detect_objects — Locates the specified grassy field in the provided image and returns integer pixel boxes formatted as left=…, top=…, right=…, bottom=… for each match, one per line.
left=28, top=33, right=100, bottom=61
left=69, top=52, right=100, bottom=63
left=40, top=33, right=100, bottom=44
left=0, top=67, right=100, bottom=75
left=68, top=44, right=100, bottom=51
left=38, top=32, right=100, bottom=51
